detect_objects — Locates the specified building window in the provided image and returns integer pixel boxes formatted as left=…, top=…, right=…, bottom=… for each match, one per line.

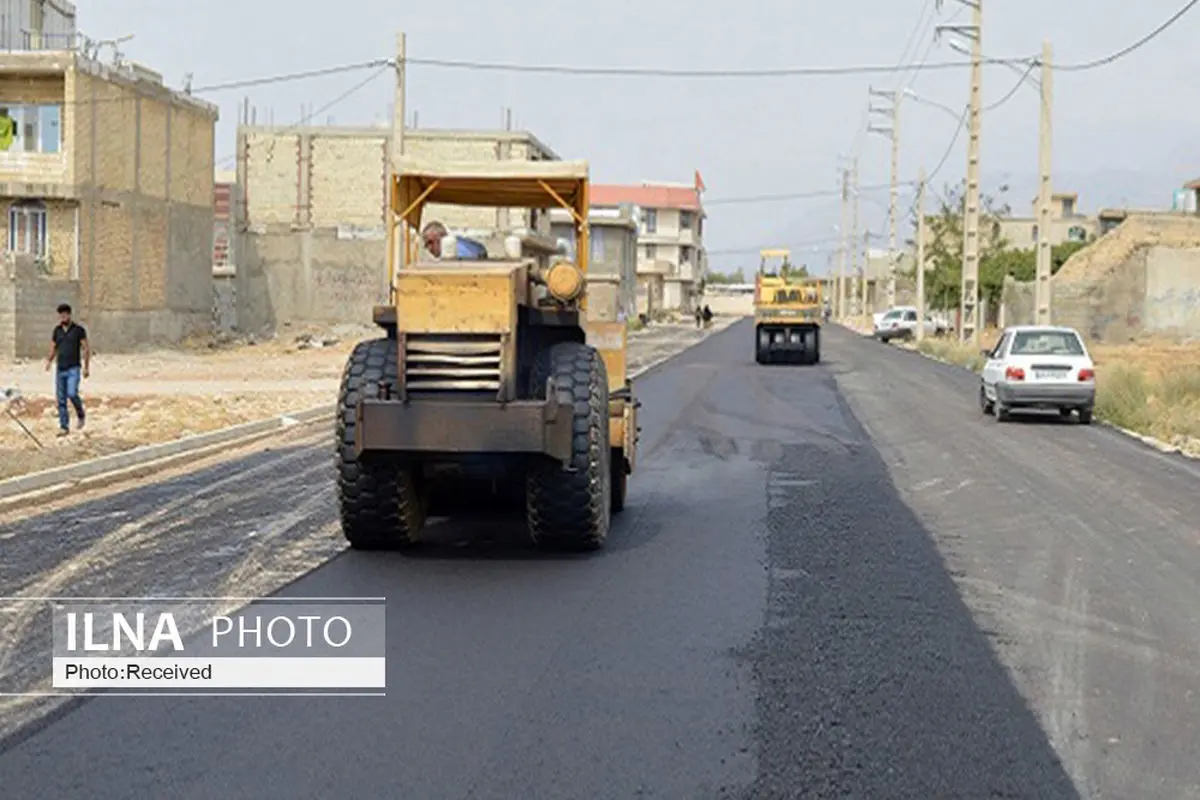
left=9, top=201, right=48, bottom=259
left=589, top=226, right=606, bottom=262
left=643, top=209, right=657, bottom=234
left=0, top=104, right=61, bottom=153
left=1031, top=224, right=1038, bottom=242
left=1067, top=226, right=1087, bottom=243
left=680, top=245, right=691, bottom=265
left=680, top=210, right=692, bottom=230
left=1061, top=197, right=1075, bottom=216
left=644, top=243, right=657, bottom=260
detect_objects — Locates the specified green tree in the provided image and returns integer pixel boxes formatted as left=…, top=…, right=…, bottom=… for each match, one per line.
left=911, top=180, right=1013, bottom=309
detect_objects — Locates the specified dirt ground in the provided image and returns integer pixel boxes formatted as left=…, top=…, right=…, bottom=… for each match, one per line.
left=0, top=319, right=727, bottom=482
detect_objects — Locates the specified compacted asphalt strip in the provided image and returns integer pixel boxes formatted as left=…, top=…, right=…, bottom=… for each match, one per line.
left=0, top=320, right=1197, bottom=798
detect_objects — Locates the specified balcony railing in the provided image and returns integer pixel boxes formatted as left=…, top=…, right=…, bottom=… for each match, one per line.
left=0, top=29, right=84, bottom=52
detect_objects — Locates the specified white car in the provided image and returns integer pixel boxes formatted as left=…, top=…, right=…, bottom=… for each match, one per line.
left=979, top=325, right=1096, bottom=424
left=873, top=306, right=944, bottom=342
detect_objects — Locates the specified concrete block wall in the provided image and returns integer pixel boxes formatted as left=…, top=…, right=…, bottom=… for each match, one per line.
left=234, top=126, right=558, bottom=331
left=0, top=257, right=80, bottom=359
left=68, top=62, right=218, bottom=351
left=1143, top=246, right=1200, bottom=337
left=238, top=126, right=556, bottom=235
left=236, top=226, right=388, bottom=331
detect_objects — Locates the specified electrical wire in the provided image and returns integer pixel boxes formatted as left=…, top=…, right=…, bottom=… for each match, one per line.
left=705, top=183, right=897, bottom=206
left=405, top=54, right=1025, bottom=78
left=214, top=66, right=390, bottom=168
left=922, top=60, right=1036, bottom=184
left=707, top=236, right=843, bottom=257
left=191, top=59, right=393, bottom=93
left=1055, top=0, right=1200, bottom=71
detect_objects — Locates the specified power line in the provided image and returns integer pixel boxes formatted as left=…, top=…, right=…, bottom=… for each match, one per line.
left=192, top=59, right=392, bottom=93
left=707, top=236, right=844, bottom=257
left=922, top=61, right=1036, bottom=184
left=406, top=54, right=1028, bottom=78
left=705, top=183, right=899, bottom=206
left=1055, top=0, right=1200, bottom=71
left=215, top=66, right=390, bottom=168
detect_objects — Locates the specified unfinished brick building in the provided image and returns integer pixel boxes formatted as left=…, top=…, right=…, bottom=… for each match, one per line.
left=232, top=125, right=558, bottom=332
left=0, top=25, right=217, bottom=359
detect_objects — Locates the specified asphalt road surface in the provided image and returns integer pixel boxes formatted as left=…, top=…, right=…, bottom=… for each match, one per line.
left=1, top=321, right=1198, bottom=799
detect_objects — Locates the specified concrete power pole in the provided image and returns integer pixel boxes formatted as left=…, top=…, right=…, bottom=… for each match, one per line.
left=392, top=32, right=406, bottom=163
left=389, top=32, right=407, bottom=297
left=861, top=230, right=869, bottom=315
left=869, top=87, right=902, bottom=309
left=836, top=168, right=850, bottom=319
left=959, top=1, right=983, bottom=346
left=1034, top=39, right=1053, bottom=325
left=849, top=161, right=861, bottom=317
left=915, top=168, right=927, bottom=343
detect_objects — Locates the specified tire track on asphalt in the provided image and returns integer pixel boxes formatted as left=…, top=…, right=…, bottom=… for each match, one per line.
left=0, top=446, right=325, bottom=732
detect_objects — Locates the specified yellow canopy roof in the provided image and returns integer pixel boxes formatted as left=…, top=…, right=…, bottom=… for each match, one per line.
left=392, top=156, right=590, bottom=229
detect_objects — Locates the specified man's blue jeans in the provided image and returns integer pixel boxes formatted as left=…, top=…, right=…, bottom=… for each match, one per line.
left=55, top=366, right=84, bottom=431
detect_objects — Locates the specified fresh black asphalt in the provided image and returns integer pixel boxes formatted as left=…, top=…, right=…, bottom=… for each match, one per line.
left=2, top=320, right=1198, bottom=798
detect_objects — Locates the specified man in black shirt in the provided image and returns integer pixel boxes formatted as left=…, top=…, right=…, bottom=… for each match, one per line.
left=45, top=303, right=89, bottom=436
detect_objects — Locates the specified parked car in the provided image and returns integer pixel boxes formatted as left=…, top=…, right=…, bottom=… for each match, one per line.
left=978, top=325, right=1096, bottom=423
left=873, top=306, right=945, bottom=342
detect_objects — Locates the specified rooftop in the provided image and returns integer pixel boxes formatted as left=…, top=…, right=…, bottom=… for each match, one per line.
left=591, top=183, right=703, bottom=212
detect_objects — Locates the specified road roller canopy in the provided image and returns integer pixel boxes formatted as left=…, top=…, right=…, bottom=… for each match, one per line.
left=391, top=156, right=591, bottom=230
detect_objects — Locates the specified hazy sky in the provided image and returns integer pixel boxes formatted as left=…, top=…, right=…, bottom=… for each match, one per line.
left=89, top=1, right=1200, bottom=273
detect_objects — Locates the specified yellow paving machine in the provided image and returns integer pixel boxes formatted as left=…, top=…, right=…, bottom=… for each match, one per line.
left=336, top=157, right=638, bottom=552
left=753, top=248, right=823, bottom=365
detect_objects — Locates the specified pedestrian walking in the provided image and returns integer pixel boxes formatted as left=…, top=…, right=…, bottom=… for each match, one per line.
left=694, top=306, right=703, bottom=329
left=44, top=303, right=88, bottom=436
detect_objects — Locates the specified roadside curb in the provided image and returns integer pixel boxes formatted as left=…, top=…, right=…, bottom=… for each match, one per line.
left=0, top=319, right=745, bottom=509
left=628, top=316, right=742, bottom=380
left=0, top=405, right=334, bottom=507
left=880, top=338, right=1200, bottom=462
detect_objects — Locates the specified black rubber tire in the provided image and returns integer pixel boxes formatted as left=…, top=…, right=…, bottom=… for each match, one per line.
left=611, top=452, right=627, bottom=513
left=1078, top=408, right=1094, bottom=425
left=525, top=342, right=612, bottom=551
left=809, top=328, right=821, bottom=365
left=335, top=338, right=426, bottom=550
left=994, top=401, right=1011, bottom=423
left=979, top=385, right=994, bottom=415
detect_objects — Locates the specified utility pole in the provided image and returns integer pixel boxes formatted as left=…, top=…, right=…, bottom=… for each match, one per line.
left=860, top=230, right=870, bottom=316
left=392, top=32, right=407, bottom=164
left=961, top=1, right=983, bottom=346
left=937, top=0, right=982, bottom=345
left=849, top=161, right=860, bottom=317
left=388, top=31, right=407, bottom=299
left=869, top=87, right=902, bottom=309
left=915, top=168, right=927, bottom=342
left=836, top=167, right=850, bottom=319
left=1034, top=39, right=1053, bottom=325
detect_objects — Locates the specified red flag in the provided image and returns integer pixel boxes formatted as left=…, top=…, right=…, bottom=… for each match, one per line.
left=694, top=169, right=706, bottom=193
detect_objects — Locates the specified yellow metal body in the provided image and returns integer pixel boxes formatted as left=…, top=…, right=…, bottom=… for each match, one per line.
left=394, top=265, right=526, bottom=334
left=375, top=156, right=634, bottom=473
left=753, top=249, right=823, bottom=326
left=586, top=319, right=636, bottom=472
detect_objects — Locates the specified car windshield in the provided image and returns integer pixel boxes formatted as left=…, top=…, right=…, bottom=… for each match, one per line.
left=1010, top=331, right=1085, bottom=356
left=883, top=310, right=903, bottom=320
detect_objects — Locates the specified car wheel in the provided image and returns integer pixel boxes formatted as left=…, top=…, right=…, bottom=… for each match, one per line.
left=1078, top=408, right=1094, bottom=425
left=994, top=400, right=1010, bottom=423
left=979, top=385, right=994, bottom=415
